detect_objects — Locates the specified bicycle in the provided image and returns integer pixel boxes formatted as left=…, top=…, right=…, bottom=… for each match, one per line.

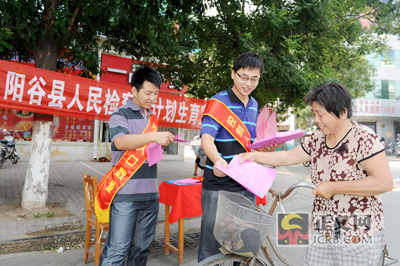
left=197, top=182, right=397, bottom=266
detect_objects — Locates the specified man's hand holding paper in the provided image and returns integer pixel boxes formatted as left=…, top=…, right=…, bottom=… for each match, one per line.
left=214, top=155, right=276, bottom=198
left=213, top=157, right=228, bottom=177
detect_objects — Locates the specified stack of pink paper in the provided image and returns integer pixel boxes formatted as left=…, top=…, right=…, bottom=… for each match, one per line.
left=215, top=155, right=276, bottom=198
left=174, top=178, right=202, bottom=185
left=247, top=129, right=305, bottom=150
left=248, top=108, right=304, bottom=150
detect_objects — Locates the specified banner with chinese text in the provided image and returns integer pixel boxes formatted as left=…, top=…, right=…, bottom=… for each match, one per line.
left=0, top=59, right=206, bottom=130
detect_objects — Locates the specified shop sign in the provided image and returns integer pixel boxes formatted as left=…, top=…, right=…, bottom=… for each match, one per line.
left=352, top=99, right=399, bottom=117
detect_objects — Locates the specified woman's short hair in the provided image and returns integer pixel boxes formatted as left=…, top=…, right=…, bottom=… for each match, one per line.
left=305, top=82, right=352, bottom=118
left=131, top=66, right=162, bottom=91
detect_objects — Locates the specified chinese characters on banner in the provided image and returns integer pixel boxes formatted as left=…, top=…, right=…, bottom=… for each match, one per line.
left=52, top=116, right=94, bottom=141
left=0, top=108, right=95, bottom=141
left=352, top=99, right=399, bottom=117
left=0, top=59, right=207, bottom=131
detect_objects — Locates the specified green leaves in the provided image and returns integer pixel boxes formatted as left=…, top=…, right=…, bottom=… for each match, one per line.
left=183, top=0, right=400, bottom=111
left=1, top=0, right=399, bottom=111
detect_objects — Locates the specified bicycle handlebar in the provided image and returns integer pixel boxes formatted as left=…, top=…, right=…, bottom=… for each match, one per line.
left=269, top=182, right=316, bottom=201
left=267, top=182, right=316, bottom=215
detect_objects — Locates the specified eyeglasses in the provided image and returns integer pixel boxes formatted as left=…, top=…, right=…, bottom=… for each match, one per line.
left=236, top=72, right=260, bottom=83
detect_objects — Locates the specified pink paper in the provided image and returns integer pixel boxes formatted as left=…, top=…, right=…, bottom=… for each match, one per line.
left=174, top=178, right=202, bottom=185
left=247, top=129, right=305, bottom=150
left=215, top=155, right=276, bottom=198
left=264, top=111, right=277, bottom=138
left=174, top=134, right=189, bottom=142
left=146, top=143, right=163, bottom=167
left=254, top=108, right=304, bottom=150
left=257, top=107, right=276, bottom=140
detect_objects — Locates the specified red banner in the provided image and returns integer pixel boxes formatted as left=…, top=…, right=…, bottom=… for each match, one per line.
left=0, top=59, right=206, bottom=129
left=52, top=116, right=94, bottom=141
left=0, top=108, right=95, bottom=141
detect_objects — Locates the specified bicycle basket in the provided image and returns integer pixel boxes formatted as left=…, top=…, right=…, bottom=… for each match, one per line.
left=214, top=191, right=274, bottom=258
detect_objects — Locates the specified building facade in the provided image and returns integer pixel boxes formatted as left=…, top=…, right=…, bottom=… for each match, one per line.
left=352, top=36, right=400, bottom=145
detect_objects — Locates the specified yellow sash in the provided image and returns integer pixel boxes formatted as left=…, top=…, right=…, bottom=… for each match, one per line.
left=95, top=114, right=158, bottom=223
left=203, top=98, right=251, bottom=152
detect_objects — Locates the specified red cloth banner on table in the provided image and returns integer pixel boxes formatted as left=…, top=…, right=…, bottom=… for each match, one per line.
left=159, top=180, right=203, bottom=224
left=0, top=59, right=206, bottom=129
left=158, top=179, right=266, bottom=224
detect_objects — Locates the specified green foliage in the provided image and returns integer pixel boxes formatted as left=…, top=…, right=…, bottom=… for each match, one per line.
left=184, top=0, right=400, bottom=111
left=46, top=210, right=55, bottom=218
left=31, top=210, right=55, bottom=218
left=32, top=211, right=44, bottom=219
left=1, top=0, right=400, bottom=111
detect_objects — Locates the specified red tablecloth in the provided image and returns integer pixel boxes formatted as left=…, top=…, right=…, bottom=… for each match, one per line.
left=159, top=179, right=267, bottom=224
left=159, top=181, right=203, bottom=224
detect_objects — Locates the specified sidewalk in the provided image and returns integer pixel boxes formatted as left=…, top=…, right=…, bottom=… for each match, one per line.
left=0, top=154, right=315, bottom=266
left=13, top=149, right=393, bottom=265
left=1, top=153, right=399, bottom=265
left=0, top=150, right=212, bottom=265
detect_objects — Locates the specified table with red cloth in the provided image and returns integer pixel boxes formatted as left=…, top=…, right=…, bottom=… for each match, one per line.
left=159, top=180, right=202, bottom=224
left=158, top=177, right=267, bottom=264
left=159, top=178, right=202, bottom=264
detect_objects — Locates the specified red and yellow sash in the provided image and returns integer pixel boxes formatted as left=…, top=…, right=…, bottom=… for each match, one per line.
left=203, top=98, right=251, bottom=152
left=95, top=114, right=158, bottom=223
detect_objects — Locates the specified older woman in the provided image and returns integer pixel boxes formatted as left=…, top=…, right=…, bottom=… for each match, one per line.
left=240, top=82, right=393, bottom=265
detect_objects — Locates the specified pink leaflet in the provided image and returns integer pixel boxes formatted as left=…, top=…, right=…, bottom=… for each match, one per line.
left=146, top=142, right=163, bottom=167
left=247, top=129, right=305, bottom=150
left=215, top=155, right=276, bottom=198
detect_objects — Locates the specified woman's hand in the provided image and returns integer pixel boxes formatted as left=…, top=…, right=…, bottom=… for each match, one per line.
left=312, top=181, right=336, bottom=199
left=239, top=152, right=257, bottom=163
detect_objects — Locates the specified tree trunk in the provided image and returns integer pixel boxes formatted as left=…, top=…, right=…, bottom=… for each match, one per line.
left=21, top=0, right=59, bottom=210
left=21, top=118, right=53, bottom=209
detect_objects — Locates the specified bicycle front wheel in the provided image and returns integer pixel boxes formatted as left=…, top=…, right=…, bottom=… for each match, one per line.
left=197, top=253, right=265, bottom=266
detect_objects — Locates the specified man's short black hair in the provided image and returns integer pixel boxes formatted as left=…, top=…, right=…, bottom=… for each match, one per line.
left=305, top=82, right=353, bottom=118
left=131, top=66, right=162, bottom=91
left=232, top=52, right=264, bottom=75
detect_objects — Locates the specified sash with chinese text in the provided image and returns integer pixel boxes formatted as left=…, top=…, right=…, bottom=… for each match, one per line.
left=203, top=98, right=251, bottom=152
left=95, top=114, right=158, bottom=223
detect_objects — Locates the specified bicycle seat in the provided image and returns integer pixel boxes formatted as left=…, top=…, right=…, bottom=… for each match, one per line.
left=0, top=140, right=9, bottom=144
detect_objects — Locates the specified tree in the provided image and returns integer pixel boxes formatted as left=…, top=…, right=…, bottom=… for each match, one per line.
left=180, top=0, right=400, bottom=112
left=2, top=0, right=400, bottom=209
left=0, top=0, right=202, bottom=209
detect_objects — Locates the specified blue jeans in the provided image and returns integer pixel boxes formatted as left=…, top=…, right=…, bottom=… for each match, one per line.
left=197, top=188, right=256, bottom=262
left=100, top=199, right=159, bottom=266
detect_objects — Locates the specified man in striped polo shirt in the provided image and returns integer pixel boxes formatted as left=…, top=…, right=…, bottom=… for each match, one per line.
left=198, top=52, right=268, bottom=262
left=100, top=66, right=175, bottom=266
